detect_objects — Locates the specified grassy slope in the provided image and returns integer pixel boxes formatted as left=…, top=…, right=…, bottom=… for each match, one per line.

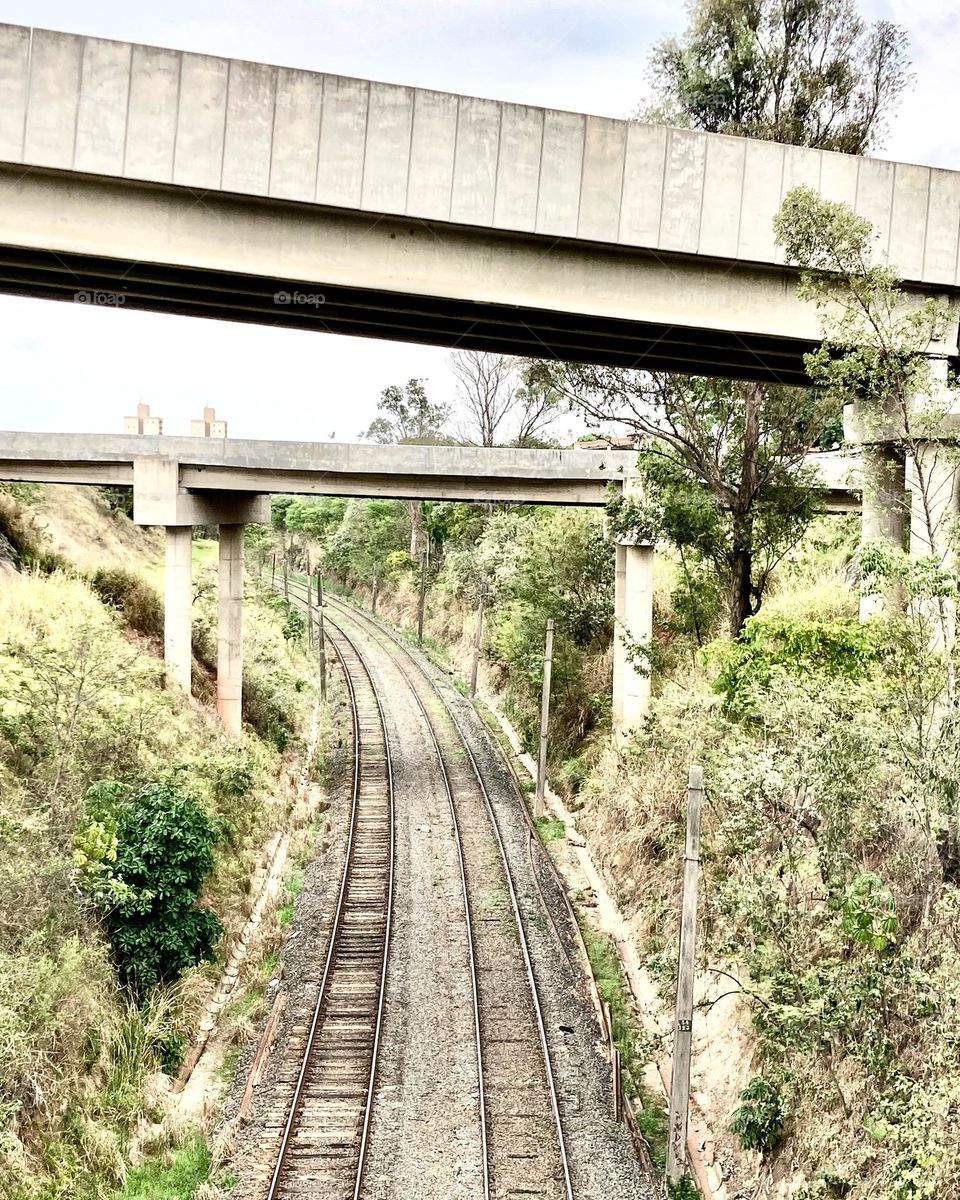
left=573, top=520, right=960, bottom=1199
left=0, top=486, right=322, bottom=1200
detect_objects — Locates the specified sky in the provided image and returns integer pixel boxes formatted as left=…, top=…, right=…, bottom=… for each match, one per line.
left=0, top=0, right=958, bottom=442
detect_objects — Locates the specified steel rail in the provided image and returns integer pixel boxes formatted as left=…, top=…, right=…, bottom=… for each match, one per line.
left=283, top=574, right=491, bottom=1198
left=264, top=615, right=395, bottom=1200
left=317, top=588, right=574, bottom=1200
left=329, top=608, right=491, bottom=1200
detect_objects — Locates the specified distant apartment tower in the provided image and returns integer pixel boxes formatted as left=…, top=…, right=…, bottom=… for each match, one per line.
left=191, top=406, right=227, bottom=438
left=123, top=402, right=162, bottom=435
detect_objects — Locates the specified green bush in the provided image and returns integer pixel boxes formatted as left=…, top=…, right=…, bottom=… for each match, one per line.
left=242, top=673, right=295, bottom=751
left=97, top=782, right=223, bottom=996
left=89, top=569, right=164, bottom=639
left=729, top=1075, right=786, bottom=1151
left=97, top=487, right=134, bottom=519
left=265, top=595, right=305, bottom=641
left=708, top=613, right=883, bottom=713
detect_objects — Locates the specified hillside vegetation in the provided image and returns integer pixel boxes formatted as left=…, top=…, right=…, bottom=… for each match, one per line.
left=0, top=485, right=323, bottom=1200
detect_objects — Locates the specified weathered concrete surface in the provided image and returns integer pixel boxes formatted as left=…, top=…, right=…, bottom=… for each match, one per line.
left=613, top=540, right=654, bottom=737
left=5, top=25, right=960, bottom=286
left=1, top=25, right=959, bottom=381
left=0, top=432, right=638, bottom=506
left=164, top=525, right=192, bottom=693
left=217, top=524, right=244, bottom=736
left=133, top=456, right=270, bottom=526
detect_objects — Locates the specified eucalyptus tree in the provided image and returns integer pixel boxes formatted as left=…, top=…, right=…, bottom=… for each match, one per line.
left=547, top=0, right=910, bottom=635
left=646, top=0, right=910, bottom=152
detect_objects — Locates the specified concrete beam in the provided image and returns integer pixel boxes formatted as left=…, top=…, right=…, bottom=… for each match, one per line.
left=7, top=24, right=960, bottom=292
left=0, top=432, right=637, bottom=507
left=133, top=456, right=269, bottom=526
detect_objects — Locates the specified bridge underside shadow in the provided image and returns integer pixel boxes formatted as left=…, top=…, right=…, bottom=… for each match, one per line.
left=0, top=166, right=825, bottom=386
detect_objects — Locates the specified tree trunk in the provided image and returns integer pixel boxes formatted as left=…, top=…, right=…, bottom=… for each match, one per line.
left=729, top=382, right=763, bottom=636
left=729, top=536, right=754, bottom=637
left=408, top=500, right=425, bottom=558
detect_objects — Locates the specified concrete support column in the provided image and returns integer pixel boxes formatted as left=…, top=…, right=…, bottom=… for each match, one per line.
left=217, top=524, right=244, bottom=736
left=859, top=442, right=907, bottom=619
left=164, top=526, right=193, bottom=693
left=612, top=543, right=627, bottom=729
left=613, top=540, right=654, bottom=740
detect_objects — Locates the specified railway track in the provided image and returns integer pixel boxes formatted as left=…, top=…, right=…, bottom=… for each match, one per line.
left=263, top=618, right=395, bottom=1200
left=283, top=577, right=574, bottom=1200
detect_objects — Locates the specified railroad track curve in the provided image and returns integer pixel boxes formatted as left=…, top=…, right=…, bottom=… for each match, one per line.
left=264, top=617, right=395, bottom=1200
left=284, top=577, right=574, bottom=1200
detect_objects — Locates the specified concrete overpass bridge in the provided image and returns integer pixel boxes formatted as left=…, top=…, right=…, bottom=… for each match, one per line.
left=0, top=25, right=955, bottom=735
left=0, top=432, right=649, bottom=734
left=2, top=24, right=960, bottom=387
left=0, top=432, right=862, bottom=739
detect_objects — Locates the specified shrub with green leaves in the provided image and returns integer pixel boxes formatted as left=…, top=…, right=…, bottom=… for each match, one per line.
left=89, top=568, right=164, bottom=639
left=265, top=594, right=306, bottom=641
left=708, top=613, right=883, bottom=713
left=730, top=1075, right=786, bottom=1152
left=95, top=781, right=223, bottom=996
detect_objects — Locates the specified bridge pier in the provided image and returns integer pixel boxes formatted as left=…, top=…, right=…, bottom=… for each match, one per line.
left=847, top=362, right=960, bottom=618
left=217, top=525, right=245, bottom=736
left=858, top=442, right=908, bottom=618
left=133, top=458, right=267, bottom=733
left=164, top=526, right=193, bottom=692
left=613, top=539, right=655, bottom=740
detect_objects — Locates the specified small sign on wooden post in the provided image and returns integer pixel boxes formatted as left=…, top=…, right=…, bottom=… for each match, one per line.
left=667, top=763, right=703, bottom=1183
left=534, top=618, right=555, bottom=821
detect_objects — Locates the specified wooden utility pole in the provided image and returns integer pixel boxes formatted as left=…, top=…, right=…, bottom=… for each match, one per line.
left=667, top=764, right=703, bottom=1184
left=305, top=570, right=314, bottom=651
left=282, top=556, right=289, bottom=600
left=534, top=618, right=554, bottom=821
left=417, top=552, right=427, bottom=646
left=469, top=582, right=487, bottom=698
left=317, top=571, right=327, bottom=703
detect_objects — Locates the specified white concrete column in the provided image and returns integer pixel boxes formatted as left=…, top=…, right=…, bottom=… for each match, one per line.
left=612, top=543, right=627, bottom=729
left=859, top=442, right=907, bottom=619
left=217, top=524, right=244, bottom=736
left=613, top=540, right=654, bottom=739
left=164, top=526, right=193, bottom=693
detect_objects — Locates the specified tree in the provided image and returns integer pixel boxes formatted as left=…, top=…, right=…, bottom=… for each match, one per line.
left=547, top=0, right=910, bottom=635
left=538, top=364, right=829, bottom=635
left=362, top=378, right=449, bottom=444
left=325, top=499, right=409, bottom=612
left=775, top=185, right=958, bottom=673
left=363, top=379, right=449, bottom=558
left=450, top=352, right=562, bottom=448
left=646, top=0, right=910, bottom=153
